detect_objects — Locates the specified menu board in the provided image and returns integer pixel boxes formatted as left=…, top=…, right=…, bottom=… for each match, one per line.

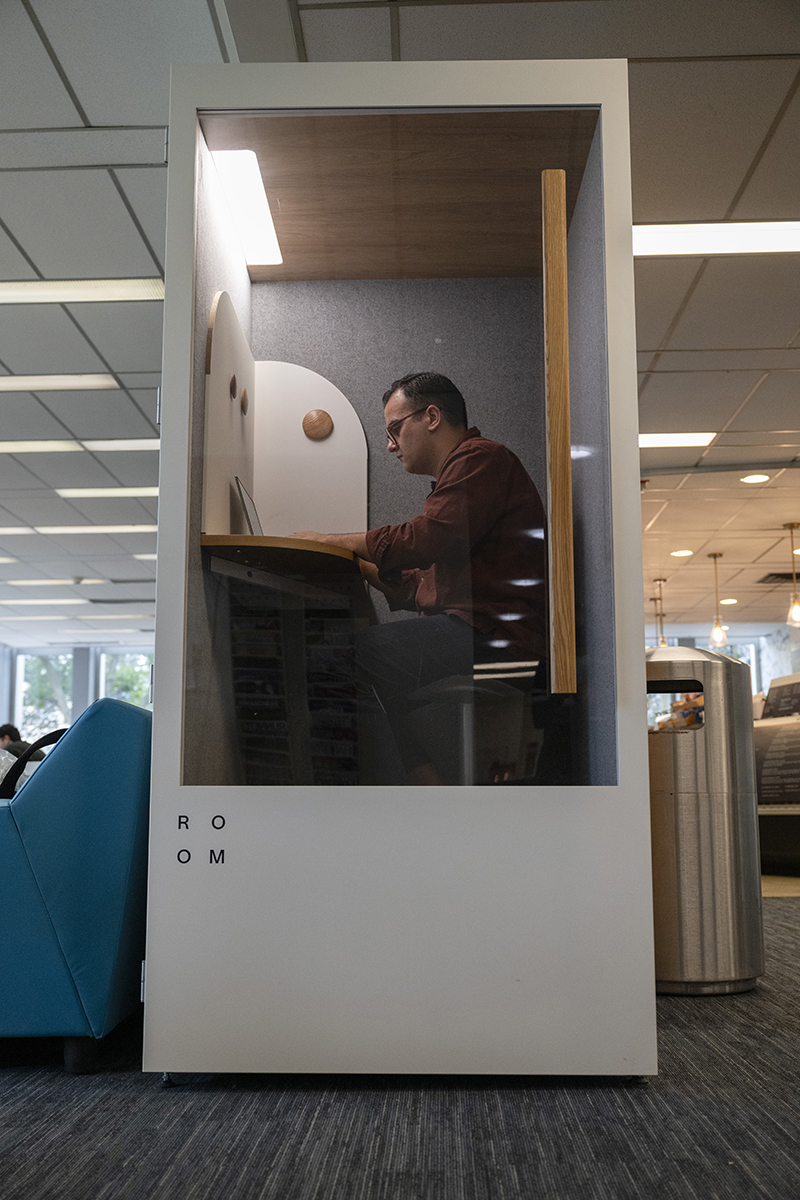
left=762, top=675, right=800, bottom=720
left=754, top=720, right=800, bottom=805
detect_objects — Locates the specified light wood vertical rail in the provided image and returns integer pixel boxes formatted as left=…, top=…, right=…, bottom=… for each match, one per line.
left=542, top=169, right=577, bottom=693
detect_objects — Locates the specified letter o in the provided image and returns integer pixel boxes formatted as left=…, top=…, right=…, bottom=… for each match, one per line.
left=211, top=815, right=226, bottom=830
left=177, top=849, right=191, bottom=864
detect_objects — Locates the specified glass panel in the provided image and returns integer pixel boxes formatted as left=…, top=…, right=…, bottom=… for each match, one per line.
left=103, top=651, right=154, bottom=709
left=20, top=653, right=73, bottom=738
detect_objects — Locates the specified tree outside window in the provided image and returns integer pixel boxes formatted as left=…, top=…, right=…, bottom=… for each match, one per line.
left=102, top=652, right=154, bottom=709
left=20, top=653, right=73, bottom=739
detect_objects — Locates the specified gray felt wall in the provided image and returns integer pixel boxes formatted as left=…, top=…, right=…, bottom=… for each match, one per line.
left=567, top=124, right=618, bottom=786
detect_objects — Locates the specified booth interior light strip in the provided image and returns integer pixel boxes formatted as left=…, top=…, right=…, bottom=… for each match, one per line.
left=0, top=439, right=160, bottom=453
left=0, top=374, right=118, bottom=392
left=633, top=222, right=800, bottom=256
left=639, top=433, right=716, bottom=448
left=211, top=150, right=283, bottom=266
left=0, top=279, right=164, bottom=304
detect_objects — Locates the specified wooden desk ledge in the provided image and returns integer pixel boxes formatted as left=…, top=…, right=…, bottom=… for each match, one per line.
left=200, top=534, right=358, bottom=575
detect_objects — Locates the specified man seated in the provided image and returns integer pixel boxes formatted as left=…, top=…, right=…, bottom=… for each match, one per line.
left=295, top=372, right=551, bottom=784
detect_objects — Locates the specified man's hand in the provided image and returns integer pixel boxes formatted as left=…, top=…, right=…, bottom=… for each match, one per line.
left=292, top=531, right=372, bottom=559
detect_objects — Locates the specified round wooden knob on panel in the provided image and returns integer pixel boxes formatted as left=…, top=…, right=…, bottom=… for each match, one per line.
left=302, top=409, right=334, bottom=440
left=241, top=388, right=249, bottom=416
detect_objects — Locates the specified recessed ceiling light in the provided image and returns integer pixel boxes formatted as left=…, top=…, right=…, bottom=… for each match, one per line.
left=0, top=441, right=84, bottom=454
left=56, top=487, right=159, bottom=498
left=134, top=553, right=158, bottom=561
left=721, top=625, right=730, bottom=631
left=3, top=578, right=108, bottom=586
left=211, top=150, right=282, bottom=266
left=82, top=439, right=160, bottom=452
left=0, top=374, right=118, bottom=392
left=0, top=279, right=164, bottom=304
left=639, top=433, right=716, bottom=448
left=720, top=598, right=738, bottom=605
left=0, top=598, right=89, bottom=606
left=0, top=526, right=35, bottom=535
left=633, top=222, right=800, bottom=256
left=0, top=557, right=18, bottom=563
left=740, top=474, right=770, bottom=484
left=670, top=550, right=693, bottom=557
left=35, top=525, right=158, bottom=534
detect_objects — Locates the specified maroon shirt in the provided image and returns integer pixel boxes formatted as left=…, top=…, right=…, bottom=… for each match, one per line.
left=364, top=428, right=547, bottom=661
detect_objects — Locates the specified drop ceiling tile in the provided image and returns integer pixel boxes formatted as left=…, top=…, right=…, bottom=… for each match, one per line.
left=647, top=499, right=746, bottom=530
left=40, top=390, right=155, bottom=439
left=65, top=497, right=157, bottom=523
left=0, top=457, right=56, bottom=490
left=668, top=255, right=800, bottom=350
left=628, top=59, right=800, bottom=222
left=0, top=171, right=157, bottom=279
left=676, top=472, right=772, bottom=492
left=633, top=258, right=704, bottom=352
left=91, top=451, right=159, bottom=487
left=0, top=496, right=86, bottom=525
left=34, top=533, right=133, bottom=558
left=301, top=8, right=391, bottom=62
left=113, top=168, right=168, bottom=266
left=31, top=0, right=223, bottom=125
left=66, top=302, right=164, bottom=374
left=734, top=86, right=800, bottom=220
left=728, top=371, right=800, bottom=432
left=0, top=396, right=73, bottom=440
left=720, top=498, right=800, bottom=530
left=638, top=370, right=763, bottom=432
left=0, top=533, right=42, bottom=558
left=719, top=430, right=800, bottom=447
left=699, top=445, right=800, bottom=466
left=83, top=557, right=155, bottom=578
left=12, top=452, right=119, bottom=489
left=767, top=469, right=800, bottom=488
left=640, top=474, right=689, bottom=491
left=0, top=228, right=38, bottom=281
left=117, top=373, right=162, bottom=388
left=639, top=447, right=706, bottom=472
left=0, top=307, right=107, bottom=375
left=0, top=1, right=83, bottom=128
left=644, top=349, right=800, bottom=372
left=105, top=532, right=158, bottom=554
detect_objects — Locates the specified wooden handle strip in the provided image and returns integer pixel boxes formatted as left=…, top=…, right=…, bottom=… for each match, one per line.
left=542, top=169, right=577, bottom=694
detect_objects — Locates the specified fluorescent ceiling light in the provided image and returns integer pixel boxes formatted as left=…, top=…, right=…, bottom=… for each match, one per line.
left=211, top=150, right=282, bottom=266
left=0, top=278, right=164, bottom=304
left=58, top=629, right=139, bottom=635
left=5, top=578, right=107, bottom=586
left=741, top=474, right=770, bottom=483
left=0, top=557, right=17, bottom=563
left=639, top=433, right=716, bottom=448
left=134, top=553, right=157, bottom=561
left=670, top=550, right=693, bottom=557
left=82, top=438, right=160, bottom=452
left=0, top=441, right=83, bottom=454
left=0, top=526, right=35, bottom=535
left=56, top=487, right=159, bottom=498
left=76, top=613, right=154, bottom=620
left=35, top=525, right=158, bottom=534
left=0, top=373, right=118, bottom=392
left=633, top=222, right=800, bottom=256
left=0, top=598, right=89, bottom=606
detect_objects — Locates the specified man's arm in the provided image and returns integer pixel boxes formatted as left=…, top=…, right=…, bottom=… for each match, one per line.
left=292, top=531, right=372, bottom=560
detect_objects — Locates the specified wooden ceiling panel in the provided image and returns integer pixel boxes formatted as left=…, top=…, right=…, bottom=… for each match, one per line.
left=201, top=109, right=599, bottom=281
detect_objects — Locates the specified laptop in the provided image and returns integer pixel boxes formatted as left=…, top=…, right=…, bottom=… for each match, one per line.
left=235, top=476, right=264, bottom=536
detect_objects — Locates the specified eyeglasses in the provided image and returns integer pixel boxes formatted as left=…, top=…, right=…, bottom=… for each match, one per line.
left=385, top=406, right=429, bottom=447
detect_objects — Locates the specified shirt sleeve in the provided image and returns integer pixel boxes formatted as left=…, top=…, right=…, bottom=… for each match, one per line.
left=364, top=442, right=509, bottom=573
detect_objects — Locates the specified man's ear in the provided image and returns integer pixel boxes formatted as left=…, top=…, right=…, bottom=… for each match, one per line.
left=426, top=404, right=442, bottom=431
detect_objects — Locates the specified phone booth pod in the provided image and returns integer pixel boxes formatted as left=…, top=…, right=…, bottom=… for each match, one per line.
left=143, top=60, right=657, bottom=1076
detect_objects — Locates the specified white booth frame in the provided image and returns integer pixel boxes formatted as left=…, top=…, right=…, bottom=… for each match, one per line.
left=143, top=60, right=656, bottom=1076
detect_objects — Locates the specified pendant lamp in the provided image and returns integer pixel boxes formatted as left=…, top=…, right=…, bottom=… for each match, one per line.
left=708, top=552, right=727, bottom=648
left=784, top=523, right=800, bottom=628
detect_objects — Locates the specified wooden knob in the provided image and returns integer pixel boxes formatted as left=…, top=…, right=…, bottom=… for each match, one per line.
left=302, top=409, right=333, bottom=440
left=240, top=387, right=249, bottom=416
left=229, top=374, right=237, bottom=400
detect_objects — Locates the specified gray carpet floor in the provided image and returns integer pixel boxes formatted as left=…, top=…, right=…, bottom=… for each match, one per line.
left=1, top=898, right=799, bottom=1200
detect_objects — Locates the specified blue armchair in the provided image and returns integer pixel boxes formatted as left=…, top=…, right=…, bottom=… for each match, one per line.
left=0, top=698, right=152, bottom=1071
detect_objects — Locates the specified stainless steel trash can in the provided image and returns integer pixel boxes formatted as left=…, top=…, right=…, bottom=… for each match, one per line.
left=647, top=646, right=765, bottom=995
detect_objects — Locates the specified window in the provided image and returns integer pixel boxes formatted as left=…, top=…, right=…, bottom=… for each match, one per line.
left=100, top=651, right=154, bottom=709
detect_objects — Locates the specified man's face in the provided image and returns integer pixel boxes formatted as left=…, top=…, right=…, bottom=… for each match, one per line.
left=384, top=389, right=431, bottom=475
left=0, top=735, right=10, bottom=747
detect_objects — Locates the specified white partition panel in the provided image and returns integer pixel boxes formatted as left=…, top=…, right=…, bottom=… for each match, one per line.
left=145, top=60, right=657, bottom=1076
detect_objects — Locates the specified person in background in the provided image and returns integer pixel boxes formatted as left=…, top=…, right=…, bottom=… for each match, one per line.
left=0, top=724, right=45, bottom=762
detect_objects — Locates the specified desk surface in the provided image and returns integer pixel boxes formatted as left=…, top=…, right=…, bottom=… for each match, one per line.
left=200, top=534, right=358, bottom=575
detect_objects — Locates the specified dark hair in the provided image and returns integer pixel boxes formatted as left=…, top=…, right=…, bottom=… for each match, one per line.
left=0, top=724, right=21, bottom=742
left=383, top=372, right=468, bottom=430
